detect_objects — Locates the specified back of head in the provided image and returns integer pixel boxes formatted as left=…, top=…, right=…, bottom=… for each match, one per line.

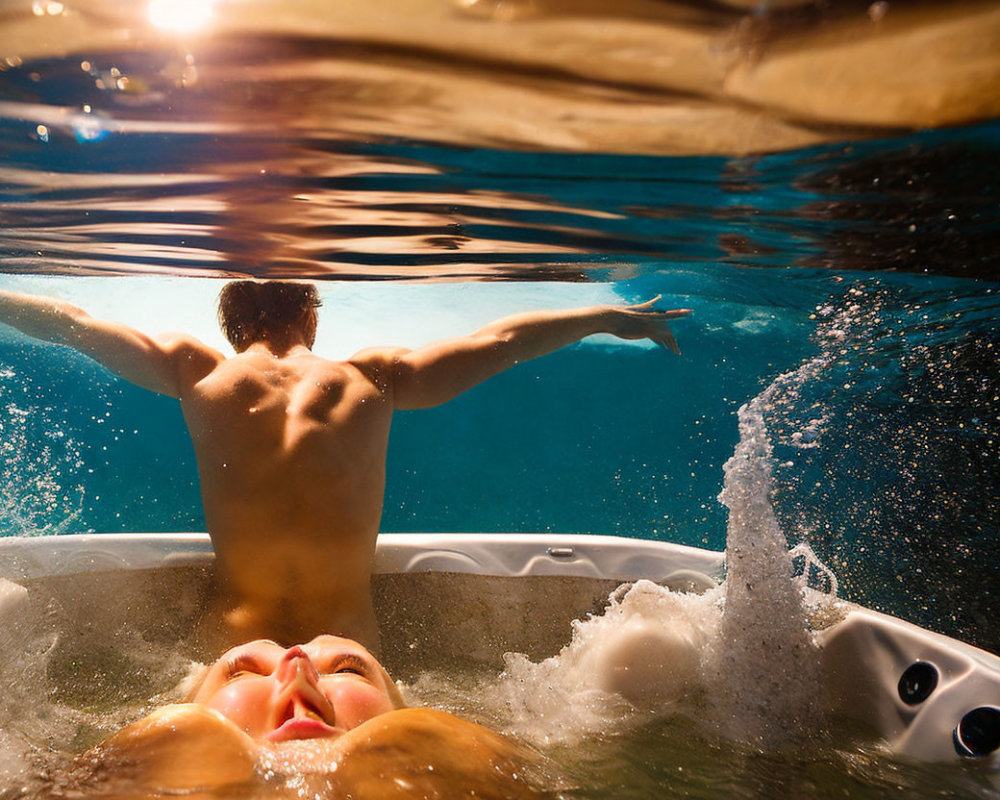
left=217, top=280, right=322, bottom=352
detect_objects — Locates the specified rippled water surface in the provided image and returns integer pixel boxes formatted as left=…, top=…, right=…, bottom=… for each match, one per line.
left=1, top=0, right=999, bottom=796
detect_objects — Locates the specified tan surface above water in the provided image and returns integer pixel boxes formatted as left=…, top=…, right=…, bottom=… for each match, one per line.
left=2, top=0, right=998, bottom=154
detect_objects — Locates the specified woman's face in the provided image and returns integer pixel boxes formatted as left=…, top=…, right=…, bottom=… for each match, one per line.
left=191, top=635, right=399, bottom=743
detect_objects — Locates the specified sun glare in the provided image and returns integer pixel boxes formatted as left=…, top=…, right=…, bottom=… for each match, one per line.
left=148, top=0, right=214, bottom=32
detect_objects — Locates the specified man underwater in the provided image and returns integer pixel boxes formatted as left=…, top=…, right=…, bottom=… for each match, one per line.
left=0, top=280, right=689, bottom=648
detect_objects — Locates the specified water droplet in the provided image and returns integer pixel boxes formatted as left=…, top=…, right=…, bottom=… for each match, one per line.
left=868, top=1, right=889, bottom=22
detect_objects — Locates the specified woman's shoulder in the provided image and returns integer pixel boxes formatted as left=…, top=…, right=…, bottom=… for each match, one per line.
left=331, top=708, right=547, bottom=799
left=69, top=704, right=258, bottom=798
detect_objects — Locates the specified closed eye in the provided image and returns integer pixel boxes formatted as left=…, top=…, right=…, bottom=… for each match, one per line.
left=225, top=653, right=268, bottom=679
left=329, top=655, right=369, bottom=677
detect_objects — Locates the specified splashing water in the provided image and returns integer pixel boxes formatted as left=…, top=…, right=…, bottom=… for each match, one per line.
left=0, top=578, right=201, bottom=798
left=707, top=380, right=822, bottom=748
left=486, top=580, right=719, bottom=748
left=0, top=370, right=87, bottom=536
left=701, top=290, right=889, bottom=746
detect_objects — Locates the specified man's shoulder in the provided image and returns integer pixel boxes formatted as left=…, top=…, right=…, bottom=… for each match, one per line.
left=348, top=345, right=409, bottom=362
left=154, top=333, right=226, bottom=385
left=343, top=347, right=409, bottom=394
left=346, top=345, right=409, bottom=374
left=155, top=332, right=225, bottom=359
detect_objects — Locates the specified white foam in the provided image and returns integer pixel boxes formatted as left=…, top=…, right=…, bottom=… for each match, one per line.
left=697, top=293, right=883, bottom=746
left=484, top=580, right=720, bottom=747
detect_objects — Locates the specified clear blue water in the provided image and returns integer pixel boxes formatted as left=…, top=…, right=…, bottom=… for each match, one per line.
left=1, top=6, right=999, bottom=794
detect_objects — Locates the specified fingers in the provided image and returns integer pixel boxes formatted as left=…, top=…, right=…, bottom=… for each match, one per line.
left=628, top=295, right=662, bottom=311
left=623, top=308, right=691, bottom=321
left=624, top=298, right=691, bottom=320
left=620, top=299, right=690, bottom=355
left=657, top=329, right=681, bottom=356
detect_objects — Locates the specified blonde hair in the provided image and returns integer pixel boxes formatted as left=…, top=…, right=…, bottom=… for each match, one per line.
left=179, top=661, right=211, bottom=701
left=378, top=665, right=408, bottom=710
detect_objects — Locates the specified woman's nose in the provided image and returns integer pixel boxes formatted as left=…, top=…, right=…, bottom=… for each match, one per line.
left=275, top=645, right=320, bottom=686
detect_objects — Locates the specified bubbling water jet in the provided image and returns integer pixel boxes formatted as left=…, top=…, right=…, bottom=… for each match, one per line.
left=700, top=295, right=879, bottom=747
left=706, top=379, right=823, bottom=748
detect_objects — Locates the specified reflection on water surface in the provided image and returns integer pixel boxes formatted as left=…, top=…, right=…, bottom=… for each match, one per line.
left=1, top=123, right=997, bottom=280
left=0, top=0, right=998, bottom=278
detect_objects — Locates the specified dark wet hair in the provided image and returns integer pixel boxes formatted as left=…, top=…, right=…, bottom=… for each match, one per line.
left=217, top=280, right=322, bottom=352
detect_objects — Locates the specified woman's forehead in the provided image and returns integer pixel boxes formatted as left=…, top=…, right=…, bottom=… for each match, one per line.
left=219, top=635, right=371, bottom=661
left=220, top=638, right=282, bottom=660
left=304, top=634, right=371, bottom=658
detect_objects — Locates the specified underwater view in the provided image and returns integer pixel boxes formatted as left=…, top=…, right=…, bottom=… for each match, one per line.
left=1, top=0, right=999, bottom=796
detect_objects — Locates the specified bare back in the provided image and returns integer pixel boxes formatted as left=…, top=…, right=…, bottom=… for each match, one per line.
left=178, top=344, right=396, bottom=647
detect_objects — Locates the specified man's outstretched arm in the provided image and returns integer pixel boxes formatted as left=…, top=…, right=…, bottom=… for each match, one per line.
left=379, top=298, right=691, bottom=410
left=0, top=289, right=221, bottom=397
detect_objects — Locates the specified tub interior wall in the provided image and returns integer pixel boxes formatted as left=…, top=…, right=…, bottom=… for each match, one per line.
left=10, top=565, right=622, bottom=688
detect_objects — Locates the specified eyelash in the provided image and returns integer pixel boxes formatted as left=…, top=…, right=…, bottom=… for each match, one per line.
left=225, top=655, right=263, bottom=678
left=332, top=655, right=368, bottom=676
left=223, top=653, right=369, bottom=678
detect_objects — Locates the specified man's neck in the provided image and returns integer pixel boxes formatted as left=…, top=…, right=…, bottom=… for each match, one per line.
left=243, top=340, right=312, bottom=359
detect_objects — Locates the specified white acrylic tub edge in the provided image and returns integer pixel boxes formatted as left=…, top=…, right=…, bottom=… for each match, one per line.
left=0, top=531, right=726, bottom=583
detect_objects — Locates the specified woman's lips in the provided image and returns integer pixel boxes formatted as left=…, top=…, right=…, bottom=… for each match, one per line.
left=266, top=717, right=341, bottom=742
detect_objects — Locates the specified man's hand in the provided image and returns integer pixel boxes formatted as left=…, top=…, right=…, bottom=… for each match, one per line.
left=606, top=296, right=692, bottom=355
